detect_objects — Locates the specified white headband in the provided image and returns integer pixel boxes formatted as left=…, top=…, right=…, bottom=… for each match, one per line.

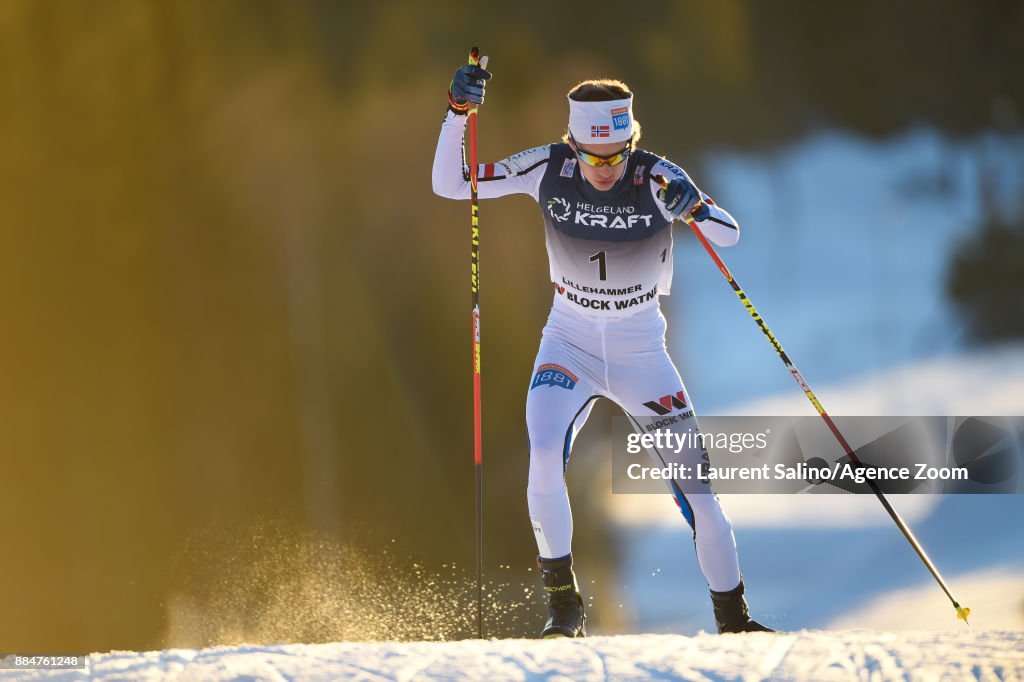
left=567, top=96, right=634, bottom=144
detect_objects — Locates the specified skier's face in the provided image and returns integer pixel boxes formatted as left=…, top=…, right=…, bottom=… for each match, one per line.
left=572, top=139, right=631, bottom=191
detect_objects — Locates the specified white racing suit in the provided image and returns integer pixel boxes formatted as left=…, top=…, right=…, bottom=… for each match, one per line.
left=433, top=110, right=745, bottom=591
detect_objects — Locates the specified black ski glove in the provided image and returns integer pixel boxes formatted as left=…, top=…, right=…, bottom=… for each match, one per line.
left=448, top=63, right=492, bottom=115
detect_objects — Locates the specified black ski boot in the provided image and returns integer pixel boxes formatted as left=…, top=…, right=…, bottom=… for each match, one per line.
left=538, top=554, right=586, bottom=638
left=710, top=577, right=774, bottom=633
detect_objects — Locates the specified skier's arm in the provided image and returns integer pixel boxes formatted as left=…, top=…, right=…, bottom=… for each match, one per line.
left=432, top=110, right=549, bottom=201
left=650, top=157, right=740, bottom=247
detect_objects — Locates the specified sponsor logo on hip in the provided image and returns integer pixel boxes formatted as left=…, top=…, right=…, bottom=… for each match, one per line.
left=531, top=363, right=579, bottom=391
left=644, top=391, right=688, bottom=416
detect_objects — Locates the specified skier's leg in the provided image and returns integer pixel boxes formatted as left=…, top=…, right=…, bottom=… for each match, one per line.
left=610, top=349, right=773, bottom=631
left=525, top=339, right=600, bottom=638
left=525, top=342, right=600, bottom=560
left=610, top=352, right=740, bottom=590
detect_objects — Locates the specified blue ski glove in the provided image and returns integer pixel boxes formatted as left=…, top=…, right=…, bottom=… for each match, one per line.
left=448, top=62, right=492, bottom=114
left=658, top=176, right=711, bottom=221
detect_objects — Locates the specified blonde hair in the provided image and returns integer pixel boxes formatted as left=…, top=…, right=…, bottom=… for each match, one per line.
left=562, top=79, right=642, bottom=150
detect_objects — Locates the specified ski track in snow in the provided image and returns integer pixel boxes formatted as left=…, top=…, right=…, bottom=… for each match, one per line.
left=5, top=630, right=1021, bottom=682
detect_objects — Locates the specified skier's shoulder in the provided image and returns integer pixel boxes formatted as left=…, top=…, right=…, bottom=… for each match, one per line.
left=501, top=143, right=557, bottom=176
left=643, top=150, right=691, bottom=180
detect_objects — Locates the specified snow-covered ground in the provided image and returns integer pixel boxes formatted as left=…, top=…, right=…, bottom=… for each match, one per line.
left=6, top=630, right=1021, bottom=681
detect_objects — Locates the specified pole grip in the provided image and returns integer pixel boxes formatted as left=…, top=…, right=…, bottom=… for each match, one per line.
left=652, top=173, right=705, bottom=221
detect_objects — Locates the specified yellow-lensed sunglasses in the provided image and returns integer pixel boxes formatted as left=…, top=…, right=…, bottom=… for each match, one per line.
left=570, top=135, right=632, bottom=167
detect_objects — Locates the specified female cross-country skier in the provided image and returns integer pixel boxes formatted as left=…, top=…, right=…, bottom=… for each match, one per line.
left=432, top=59, right=772, bottom=638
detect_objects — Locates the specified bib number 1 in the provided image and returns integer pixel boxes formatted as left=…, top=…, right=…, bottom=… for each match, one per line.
left=589, top=250, right=607, bottom=281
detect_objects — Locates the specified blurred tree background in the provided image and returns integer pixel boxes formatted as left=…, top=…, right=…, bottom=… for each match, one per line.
left=0, top=0, right=1021, bottom=652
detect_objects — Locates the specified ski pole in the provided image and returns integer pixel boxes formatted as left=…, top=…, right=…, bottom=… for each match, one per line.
left=468, top=46, right=488, bottom=640
left=653, top=175, right=971, bottom=624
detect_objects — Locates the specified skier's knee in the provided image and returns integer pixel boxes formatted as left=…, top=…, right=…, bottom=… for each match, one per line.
left=528, top=445, right=567, bottom=495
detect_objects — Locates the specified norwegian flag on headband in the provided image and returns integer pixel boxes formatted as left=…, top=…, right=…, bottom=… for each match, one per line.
left=590, top=125, right=610, bottom=138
